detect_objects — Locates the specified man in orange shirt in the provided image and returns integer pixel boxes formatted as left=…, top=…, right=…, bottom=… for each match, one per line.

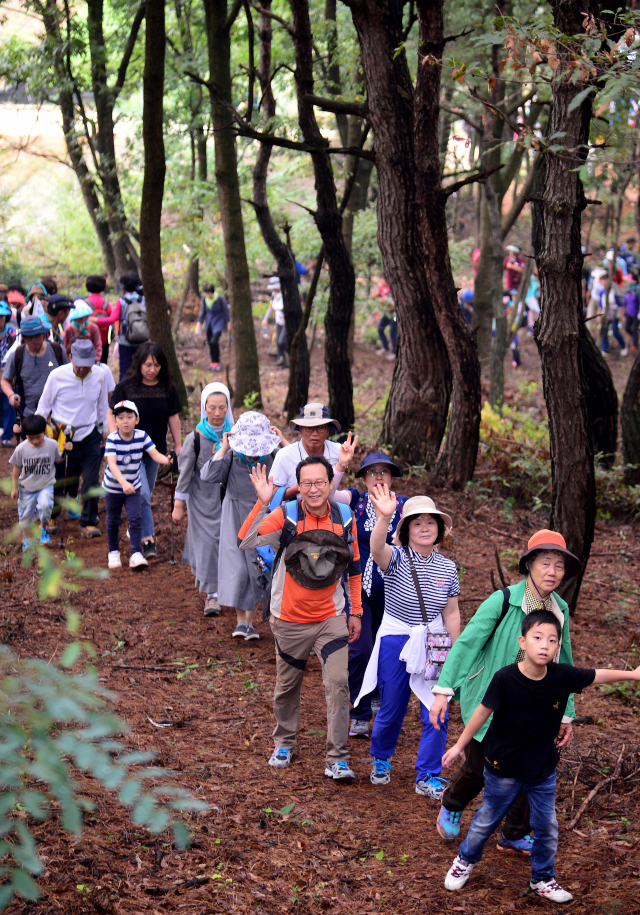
left=239, top=455, right=362, bottom=780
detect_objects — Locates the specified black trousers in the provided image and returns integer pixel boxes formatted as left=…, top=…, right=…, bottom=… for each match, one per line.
left=59, top=428, right=103, bottom=528
left=206, top=327, right=222, bottom=363
left=441, top=734, right=531, bottom=840
left=100, top=343, right=110, bottom=364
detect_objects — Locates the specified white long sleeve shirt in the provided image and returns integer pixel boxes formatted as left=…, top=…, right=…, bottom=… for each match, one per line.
left=37, top=364, right=109, bottom=442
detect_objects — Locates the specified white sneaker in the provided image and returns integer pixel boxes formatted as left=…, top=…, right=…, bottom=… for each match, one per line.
left=621, top=347, right=629, bottom=356
left=530, top=879, right=573, bottom=903
left=108, top=551, right=122, bottom=570
left=324, top=761, right=355, bottom=781
left=444, top=855, right=475, bottom=891
left=129, top=552, right=148, bottom=569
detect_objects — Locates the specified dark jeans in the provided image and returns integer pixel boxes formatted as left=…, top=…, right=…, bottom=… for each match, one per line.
left=625, top=312, right=639, bottom=348
left=276, top=322, right=288, bottom=360
left=206, top=327, right=222, bottom=364
left=601, top=318, right=625, bottom=353
left=1, top=392, right=16, bottom=443
left=442, top=733, right=531, bottom=840
left=460, top=770, right=558, bottom=884
left=118, top=343, right=140, bottom=381
left=100, top=342, right=110, bottom=364
left=349, top=589, right=385, bottom=720
left=105, top=490, right=142, bottom=553
left=377, top=315, right=397, bottom=353
left=62, top=428, right=102, bottom=528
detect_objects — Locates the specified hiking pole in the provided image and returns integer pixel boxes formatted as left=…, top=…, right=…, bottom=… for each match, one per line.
left=59, top=426, right=74, bottom=550
left=169, top=450, right=177, bottom=565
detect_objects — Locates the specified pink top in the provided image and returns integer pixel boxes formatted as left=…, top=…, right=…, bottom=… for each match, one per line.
left=63, top=323, right=103, bottom=362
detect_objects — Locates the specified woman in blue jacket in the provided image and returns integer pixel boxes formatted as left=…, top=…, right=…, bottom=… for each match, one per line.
left=195, top=283, right=230, bottom=370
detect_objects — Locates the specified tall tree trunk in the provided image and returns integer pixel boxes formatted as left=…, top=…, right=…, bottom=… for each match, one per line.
left=414, top=0, right=481, bottom=488
left=345, top=0, right=452, bottom=465
left=472, top=197, right=493, bottom=372
left=140, top=0, right=188, bottom=408
left=253, top=0, right=310, bottom=416
left=290, top=0, right=355, bottom=431
left=531, top=0, right=600, bottom=610
left=202, top=0, right=262, bottom=409
left=621, top=352, right=640, bottom=484
left=582, top=330, right=618, bottom=466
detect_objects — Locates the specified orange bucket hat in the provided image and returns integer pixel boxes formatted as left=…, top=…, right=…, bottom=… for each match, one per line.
left=518, top=529, right=581, bottom=578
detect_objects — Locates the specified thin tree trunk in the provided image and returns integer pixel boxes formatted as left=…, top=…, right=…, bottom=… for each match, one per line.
left=414, top=0, right=481, bottom=488
left=345, top=0, right=452, bottom=466
left=621, top=351, right=640, bottom=483
left=582, top=330, right=618, bottom=466
left=202, top=0, right=262, bottom=409
left=140, top=0, right=188, bottom=409
left=290, top=0, right=355, bottom=431
left=172, top=255, right=199, bottom=335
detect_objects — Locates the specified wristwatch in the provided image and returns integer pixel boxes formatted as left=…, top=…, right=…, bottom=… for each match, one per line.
left=351, top=613, right=363, bottom=619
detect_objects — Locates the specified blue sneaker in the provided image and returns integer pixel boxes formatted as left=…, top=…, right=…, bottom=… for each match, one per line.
left=496, top=833, right=533, bottom=855
left=370, top=758, right=392, bottom=785
left=68, top=507, right=81, bottom=520
left=268, top=747, right=293, bottom=768
left=437, top=806, right=462, bottom=841
left=21, top=538, right=33, bottom=552
left=325, top=761, right=355, bottom=781
left=416, top=773, right=449, bottom=800
left=39, top=528, right=51, bottom=545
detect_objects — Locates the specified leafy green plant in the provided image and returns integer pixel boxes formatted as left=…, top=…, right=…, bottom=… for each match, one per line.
left=243, top=391, right=261, bottom=410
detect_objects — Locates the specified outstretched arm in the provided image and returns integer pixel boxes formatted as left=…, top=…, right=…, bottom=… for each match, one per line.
left=593, top=666, right=640, bottom=684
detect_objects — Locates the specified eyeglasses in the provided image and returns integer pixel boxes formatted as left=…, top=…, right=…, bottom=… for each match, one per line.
left=299, top=480, right=329, bottom=491
left=365, top=468, right=391, bottom=478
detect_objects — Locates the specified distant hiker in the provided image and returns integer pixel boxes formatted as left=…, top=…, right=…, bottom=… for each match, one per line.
left=503, top=245, right=525, bottom=294
left=261, top=278, right=287, bottom=368
left=200, top=412, right=284, bottom=641
left=269, top=403, right=342, bottom=498
left=373, top=277, right=396, bottom=360
left=103, top=399, right=172, bottom=571
left=64, top=300, right=103, bottom=362
left=106, top=272, right=148, bottom=380
left=239, top=454, right=362, bottom=780
left=36, top=338, right=109, bottom=538
left=21, top=282, right=49, bottom=321
left=45, top=295, right=72, bottom=347
left=173, top=382, right=234, bottom=616
left=9, top=413, right=65, bottom=550
left=195, top=283, right=230, bottom=372
left=109, top=342, right=182, bottom=560
left=84, top=275, right=113, bottom=364
left=0, top=301, right=17, bottom=446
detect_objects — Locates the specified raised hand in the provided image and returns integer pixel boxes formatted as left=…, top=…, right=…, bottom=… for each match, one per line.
left=338, top=431, right=359, bottom=468
left=270, top=425, right=289, bottom=446
left=250, top=463, right=276, bottom=506
left=368, top=481, right=397, bottom=518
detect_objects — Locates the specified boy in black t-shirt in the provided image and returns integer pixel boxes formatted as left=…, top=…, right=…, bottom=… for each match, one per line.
left=442, top=609, right=640, bottom=904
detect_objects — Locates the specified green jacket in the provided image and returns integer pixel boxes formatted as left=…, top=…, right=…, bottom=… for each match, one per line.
left=434, top=579, right=574, bottom=741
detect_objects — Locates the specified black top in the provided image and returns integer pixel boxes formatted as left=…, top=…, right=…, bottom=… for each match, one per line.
left=111, top=380, right=181, bottom=454
left=482, top=663, right=595, bottom=782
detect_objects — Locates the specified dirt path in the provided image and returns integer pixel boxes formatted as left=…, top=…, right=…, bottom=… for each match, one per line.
left=1, top=322, right=639, bottom=915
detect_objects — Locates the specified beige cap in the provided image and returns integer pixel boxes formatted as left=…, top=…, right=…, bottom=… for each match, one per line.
left=392, top=495, right=453, bottom=545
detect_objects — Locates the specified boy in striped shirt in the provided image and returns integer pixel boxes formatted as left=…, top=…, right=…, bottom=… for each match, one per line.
left=103, top=400, right=172, bottom=570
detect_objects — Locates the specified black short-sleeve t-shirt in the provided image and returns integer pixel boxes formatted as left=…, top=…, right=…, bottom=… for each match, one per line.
left=482, top=663, right=595, bottom=783
left=111, top=380, right=181, bottom=454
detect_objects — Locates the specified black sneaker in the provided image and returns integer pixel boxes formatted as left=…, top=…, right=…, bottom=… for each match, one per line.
left=142, top=539, right=157, bottom=559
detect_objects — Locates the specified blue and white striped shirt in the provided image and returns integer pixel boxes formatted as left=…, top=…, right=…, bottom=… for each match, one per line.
left=103, top=429, right=154, bottom=493
left=384, top=545, right=460, bottom=628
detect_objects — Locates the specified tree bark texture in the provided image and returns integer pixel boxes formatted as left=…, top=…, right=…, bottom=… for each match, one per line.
left=253, top=1, right=310, bottom=417
left=621, top=352, right=640, bottom=484
left=290, top=0, right=355, bottom=431
left=531, top=0, right=600, bottom=610
left=203, top=0, right=262, bottom=409
left=581, top=329, right=618, bottom=466
left=345, top=0, right=452, bottom=466
left=139, top=0, right=188, bottom=408
left=414, top=0, right=481, bottom=488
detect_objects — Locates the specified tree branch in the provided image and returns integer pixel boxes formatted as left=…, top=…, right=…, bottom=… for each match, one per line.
left=113, top=0, right=146, bottom=99
left=223, top=0, right=244, bottom=33
left=441, top=103, right=483, bottom=135
left=443, top=163, right=504, bottom=197
left=501, top=157, right=538, bottom=239
left=243, top=0, right=255, bottom=119
left=249, top=1, right=293, bottom=35
left=304, top=93, right=367, bottom=118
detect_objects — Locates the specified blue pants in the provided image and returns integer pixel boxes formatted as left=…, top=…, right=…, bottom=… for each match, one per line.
left=601, top=318, right=625, bottom=353
left=1, top=392, right=16, bottom=443
left=349, top=590, right=385, bottom=720
left=377, top=315, right=397, bottom=353
left=139, top=451, right=159, bottom=539
left=17, top=485, right=54, bottom=528
left=105, top=490, right=142, bottom=553
left=370, top=634, right=448, bottom=782
left=459, top=769, right=558, bottom=884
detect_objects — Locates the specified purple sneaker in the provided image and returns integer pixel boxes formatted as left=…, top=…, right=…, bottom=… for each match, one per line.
left=496, top=833, right=533, bottom=855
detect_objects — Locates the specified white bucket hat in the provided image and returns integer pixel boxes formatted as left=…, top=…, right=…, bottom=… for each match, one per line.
left=229, top=411, right=280, bottom=456
left=392, top=495, right=453, bottom=545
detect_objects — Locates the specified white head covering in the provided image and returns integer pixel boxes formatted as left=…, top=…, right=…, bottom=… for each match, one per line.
left=229, top=411, right=280, bottom=456
left=201, top=382, right=233, bottom=425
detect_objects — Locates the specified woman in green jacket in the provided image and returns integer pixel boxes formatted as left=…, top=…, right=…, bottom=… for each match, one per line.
left=430, top=530, right=581, bottom=852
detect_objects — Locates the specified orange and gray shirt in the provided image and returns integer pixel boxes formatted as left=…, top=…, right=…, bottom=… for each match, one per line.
left=238, top=499, right=362, bottom=623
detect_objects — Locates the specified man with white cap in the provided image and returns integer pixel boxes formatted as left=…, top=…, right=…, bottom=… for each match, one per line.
left=36, top=338, right=109, bottom=537
left=269, top=403, right=345, bottom=499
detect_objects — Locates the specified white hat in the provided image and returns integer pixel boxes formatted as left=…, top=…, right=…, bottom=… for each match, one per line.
left=289, top=402, right=340, bottom=432
left=113, top=399, right=139, bottom=416
left=229, top=411, right=280, bottom=456
left=392, top=495, right=453, bottom=545
left=201, top=382, right=233, bottom=425
left=267, top=276, right=281, bottom=290
left=505, top=244, right=521, bottom=254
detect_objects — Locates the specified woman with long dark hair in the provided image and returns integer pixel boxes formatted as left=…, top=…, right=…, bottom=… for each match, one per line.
left=108, top=342, right=182, bottom=559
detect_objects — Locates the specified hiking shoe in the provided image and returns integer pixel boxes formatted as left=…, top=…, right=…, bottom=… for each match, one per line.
left=371, top=697, right=381, bottom=717
left=444, top=855, right=475, bottom=891
left=81, top=526, right=101, bottom=538
left=232, top=622, right=248, bottom=638
left=204, top=595, right=221, bottom=616
left=437, top=806, right=462, bottom=841
left=530, top=879, right=573, bottom=903
left=370, top=758, right=392, bottom=785
left=129, top=552, right=148, bottom=569
left=142, top=538, right=157, bottom=559
left=21, top=538, right=33, bottom=552
left=108, top=551, right=122, bottom=569
left=324, top=761, right=355, bottom=781
left=244, top=624, right=260, bottom=641
left=621, top=347, right=629, bottom=357
left=47, top=519, right=58, bottom=535
left=416, top=774, right=449, bottom=800
left=0, top=439, right=13, bottom=447
left=68, top=507, right=81, bottom=520
left=268, top=747, right=293, bottom=767
left=497, top=833, right=533, bottom=855
left=349, top=718, right=370, bottom=738
left=39, top=528, right=51, bottom=546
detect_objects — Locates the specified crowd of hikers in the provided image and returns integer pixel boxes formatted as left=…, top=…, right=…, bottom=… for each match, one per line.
left=2, top=272, right=640, bottom=906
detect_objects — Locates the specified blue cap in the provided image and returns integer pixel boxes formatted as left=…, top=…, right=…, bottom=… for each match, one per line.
left=20, top=317, right=49, bottom=336
left=355, top=451, right=403, bottom=479
left=0, top=301, right=11, bottom=316
left=461, top=290, right=474, bottom=303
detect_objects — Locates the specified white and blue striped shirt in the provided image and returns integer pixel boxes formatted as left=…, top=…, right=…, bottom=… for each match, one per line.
left=103, top=429, right=154, bottom=493
left=383, top=545, right=460, bottom=628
